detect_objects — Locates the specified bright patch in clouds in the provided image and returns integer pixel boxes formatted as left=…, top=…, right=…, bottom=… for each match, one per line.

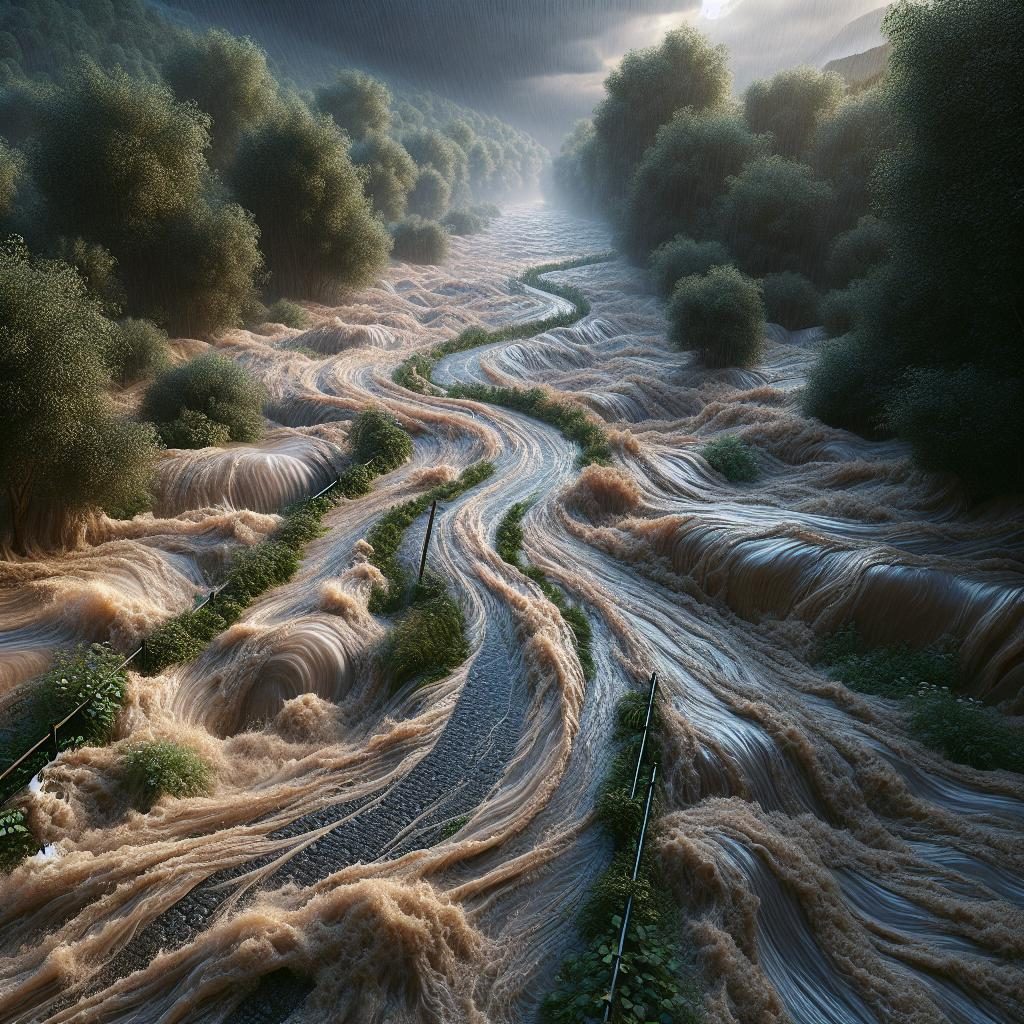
left=700, top=0, right=732, bottom=19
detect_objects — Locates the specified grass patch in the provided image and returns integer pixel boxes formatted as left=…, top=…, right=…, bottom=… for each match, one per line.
left=817, top=626, right=1022, bottom=773
left=366, top=460, right=494, bottom=614
left=701, top=435, right=759, bottom=483
left=1, top=644, right=130, bottom=802
left=542, top=690, right=699, bottom=1024
left=0, top=809, right=36, bottom=872
left=381, top=574, right=469, bottom=692
left=496, top=501, right=595, bottom=679
left=123, top=740, right=213, bottom=803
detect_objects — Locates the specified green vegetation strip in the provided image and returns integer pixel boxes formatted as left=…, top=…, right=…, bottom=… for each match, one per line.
left=393, top=254, right=614, bottom=467
left=542, top=690, right=699, bottom=1024
left=365, top=460, right=494, bottom=692
left=818, top=626, right=1023, bottom=774
left=496, top=501, right=594, bottom=679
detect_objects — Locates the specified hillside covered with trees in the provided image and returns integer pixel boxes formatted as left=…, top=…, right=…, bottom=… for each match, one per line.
left=552, top=0, right=1022, bottom=500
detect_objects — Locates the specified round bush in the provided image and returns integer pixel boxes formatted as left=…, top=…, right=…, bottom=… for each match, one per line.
left=391, top=216, right=449, bottom=265
left=123, top=740, right=212, bottom=802
left=265, top=298, right=308, bottom=328
left=348, top=408, right=412, bottom=472
left=144, top=353, right=265, bottom=446
left=104, top=318, right=169, bottom=385
left=701, top=435, right=759, bottom=482
left=825, top=216, right=891, bottom=288
left=157, top=408, right=232, bottom=449
left=668, top=265, right=765, bottom=368
left=406, top=167, right=450, bottom=220
left=648, top=235, right=731, bottom=297
left=442, top=209, right=486, bottom=236
left=760, top=271, right=821, bottom=330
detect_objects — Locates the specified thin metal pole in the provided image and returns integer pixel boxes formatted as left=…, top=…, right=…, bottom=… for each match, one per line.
left=603, top=761, right=659, bottom=1022
left=630, top=672, right=658, bottom=799
left=418, top=500, right=438, bottom=582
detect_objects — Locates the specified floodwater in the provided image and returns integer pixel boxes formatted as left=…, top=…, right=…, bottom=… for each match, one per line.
left=0, top=203, right=1021, bottom=1023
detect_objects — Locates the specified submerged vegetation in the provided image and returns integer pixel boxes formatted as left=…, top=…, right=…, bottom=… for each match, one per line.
left=123, top=740, right=213, bottom=803
left=542, top=691, right=699, bottom=1024
left=701, top=435, right=759, bottom=483
left=817, top=627, right=1023, bottom=774
left=496, top=501, right=594, bottom=679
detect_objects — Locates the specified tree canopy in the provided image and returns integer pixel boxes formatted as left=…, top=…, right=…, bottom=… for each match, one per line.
left=743, top=66, right=844, bottom=159
left=316, top=69, right=392, bottom=140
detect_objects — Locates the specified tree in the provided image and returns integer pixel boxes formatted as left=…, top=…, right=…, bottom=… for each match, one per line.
left=164, top=30, right=277, bottom=169
left=0, top=239, right=157, bottom=551
left=104, top=318, right=169, bottom=385
left=143, top=353, right=266, bottom=448
left=667, top=265, right=765, bottom=368
left=743, top=67, right=844, bottom=159
left=402, top=128, right=466, bottom=187
left=391, top=216, right=449, bottom=264
left=231, top=101, right=390, bottom=300
left=0, top=138, right=21, bottom=219
left=825, top=216, right=891, bottom=288
left=805, top=0, right=1024, bottom=496
left=32, top=61, right=209, bottom=249
left=648, top=235, right=731, bottom=297
left=591, top=27, right=731, bottom=201
left=406, top=167, right=450, bottom=220
left=316, top=70, right=391, bottom=140
left=621, top=110, right=764, bottom=258
left=713, top=156, right=835, bottom=277
left=351, top=132, right=417, bottom=221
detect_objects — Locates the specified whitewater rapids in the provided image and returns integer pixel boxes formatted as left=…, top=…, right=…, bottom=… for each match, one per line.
left=0, top=203, right=1021, bottom=1024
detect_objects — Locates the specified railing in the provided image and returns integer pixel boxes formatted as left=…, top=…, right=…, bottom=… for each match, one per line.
left=603, top=670, right=659, bottom=1021
left=0, top=472, right=348, bottom=794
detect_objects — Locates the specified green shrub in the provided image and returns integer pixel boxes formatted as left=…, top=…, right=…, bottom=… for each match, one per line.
left=391, top=216, right=449, bottom=264
left=648, top=235, right=731, bottom=297
left=315, top=69, right=391, bottom=140
left=743, top=66, right=844, bottom=159
left=668, top=266, right=765, bottom=368
left=406, top=167, right=450, bottom=220
left=348, top=408, right=413, bottom=472
left=825, top=216, right=891, bottom=288
left=104, top=318, right=170, bottom=385
left=381, top=574, right=468, bottom=691
left=759, top=271, right=821, bottom=330
left=442, top=209, right=486, bottom=235
left=265, top=299, right=308, bottom=328
left=123, top=740, right=212, bottom=801
left=909, top=686, right=1024, bottom=774
left=351, top=132, right=418, bottom=221
left=144, top=353, right=265, bottom=446
left=0, top=809, right=36, bottom=872
left=157, top=409, right=232, bottom=450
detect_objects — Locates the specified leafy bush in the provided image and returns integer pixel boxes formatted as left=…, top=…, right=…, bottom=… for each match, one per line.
left=391, top=216, right=449, bottom=264
left=909, top=686, right=1024, bottom=774
left=351, top=132, right=418, bottom=221
left=743, top=66, right=844, bottom=159
left=713, top=156, right=835, bottom=278
left=104, top=318, right=169, bottom=385
left=701, top=435, right=759, bottom=482
left=381, top=574, right=469, bottom=692
left=164, top=29, right=277, bottom=168
left=442, top=209, right=487, bottom=235
left=348, top=409, right=413, bottom=472
left=649, top=235, right=731, bottom=297
left=231, top=101, right=391, bottom=300
left=759, top=271, right=821, bottom=330
left=668, top=265, right=765, bottom=368
left=825, top=216, right=891, bottom=288
left=157, top=409, right=231, bottom=450
left=123, top=740, right=212, bottom=801
left=0, top=809, right=36, bottom=872
left=405, top=167, right=450, bottom=220
left=53, top=237, right=125, bottom=317
left=0, top=238, right=158, bottom=551
left=621, top=110, right=764, bottom=258
left=316, top=69, right=391, bottom=140
left=265, top=299, right=308, bottom=328
left=144, top=353, right=265, bottom=447
left=401, top=129, right=465, bottom=186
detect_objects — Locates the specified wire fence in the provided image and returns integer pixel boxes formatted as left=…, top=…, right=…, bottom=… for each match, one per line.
left=0, top=472, right=346, bottom=794
left=603, top=670, right=660, bottom=1020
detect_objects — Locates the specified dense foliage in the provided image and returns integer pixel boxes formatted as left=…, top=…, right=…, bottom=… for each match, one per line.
left=744, top=66, right=844, bottom=159
left=0, top=240, right=157, bottom=550
left=143, top=353, right=266, bottom=449
left=391, top=215, right=449, bottom=264
left=701, top=435, right=759, bottom=483
left=123, top=741, right=213, bottom=802
left=667, top=266, right=765, bottom=368
left=648, top=236, right=731, bottom=298
left=316, top=69, right=391, bottom=140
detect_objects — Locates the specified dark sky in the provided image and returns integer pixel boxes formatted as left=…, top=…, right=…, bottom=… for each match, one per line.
left=160, top=1, right=888, bottom=148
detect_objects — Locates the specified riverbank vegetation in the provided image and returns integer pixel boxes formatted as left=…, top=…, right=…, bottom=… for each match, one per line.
left=0, top=3, right=544, bottom=551
left=552, top=0, right=1021, bottom=499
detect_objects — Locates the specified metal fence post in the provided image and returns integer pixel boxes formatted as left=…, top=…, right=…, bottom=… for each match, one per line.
left=418, top=500, right=438, bottom=582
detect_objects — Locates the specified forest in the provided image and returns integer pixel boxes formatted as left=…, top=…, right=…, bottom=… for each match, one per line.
left=553, top=0, right=1022, bottom=499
